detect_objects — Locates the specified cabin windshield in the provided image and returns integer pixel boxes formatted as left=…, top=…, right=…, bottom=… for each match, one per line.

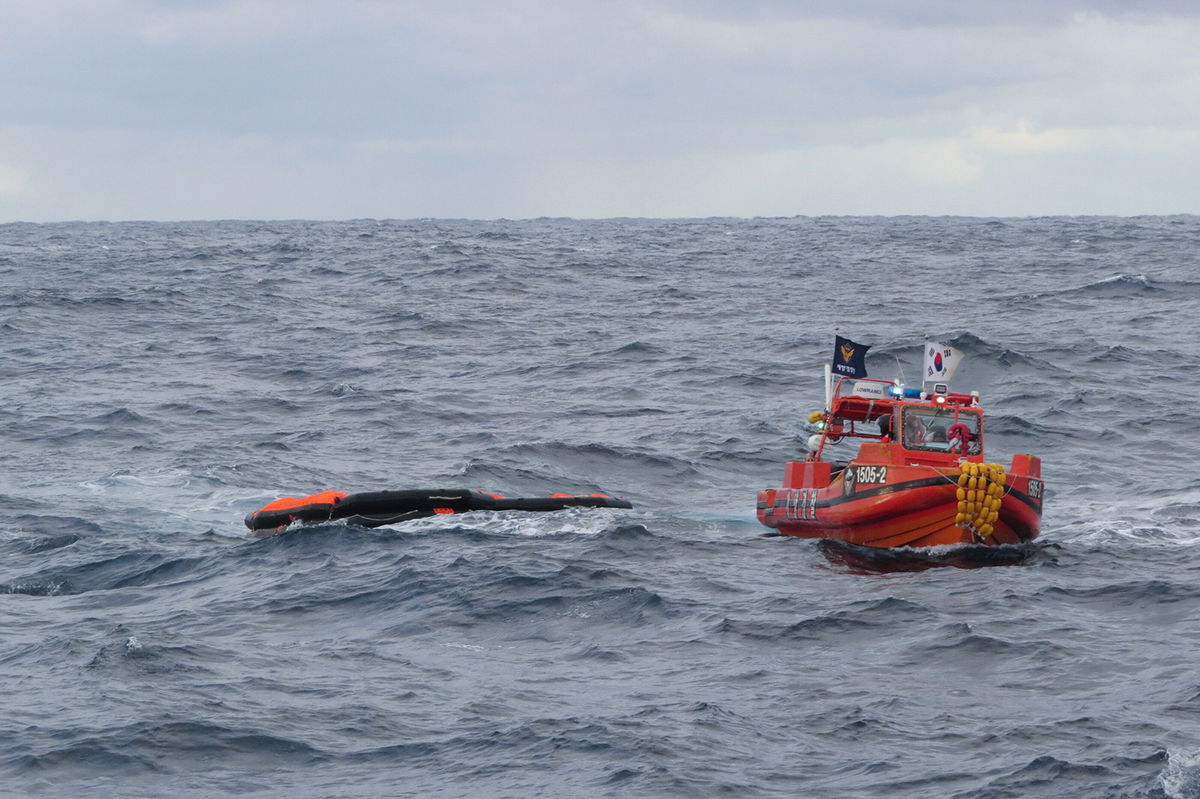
left=900, top=406, right=982, bottom=454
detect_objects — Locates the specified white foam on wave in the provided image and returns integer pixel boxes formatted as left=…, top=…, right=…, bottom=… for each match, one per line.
left=402, top=507, right=631, bottom=539
left=80, top=469, right=190, bottom=492
left=1060, top=517, right=1200, bottom=549
left=79, top=467, right=247, bottom=523
left=77, top=467, right=317, bottom=538
left=1161, top=749, right=1200, bottom=799
left=1098, top=272, right=1151, bottom=286
left=1049, top=486, right=1200, bottom=548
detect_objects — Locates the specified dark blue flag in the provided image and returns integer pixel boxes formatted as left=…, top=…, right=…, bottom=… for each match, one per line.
left=832, top=336, right=870, bottom=378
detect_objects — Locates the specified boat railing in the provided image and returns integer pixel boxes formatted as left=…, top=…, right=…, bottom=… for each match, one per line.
left=814, top=376, right=984, bottom=464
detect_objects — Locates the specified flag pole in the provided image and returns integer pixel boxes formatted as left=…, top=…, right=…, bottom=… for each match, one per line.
left=826, top=327, right=837, bottom=411
left=921, top=336, right=930, bottom=393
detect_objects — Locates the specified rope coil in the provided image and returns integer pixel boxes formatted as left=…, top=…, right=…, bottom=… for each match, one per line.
left=955, top=461, right=1006, bottom=540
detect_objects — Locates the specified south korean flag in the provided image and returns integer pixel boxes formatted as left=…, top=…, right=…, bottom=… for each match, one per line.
left=924, top=341, right=963, bottom=382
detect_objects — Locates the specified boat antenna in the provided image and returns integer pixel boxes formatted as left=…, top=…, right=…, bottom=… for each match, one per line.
left=894, top=354, right=907, bottom=385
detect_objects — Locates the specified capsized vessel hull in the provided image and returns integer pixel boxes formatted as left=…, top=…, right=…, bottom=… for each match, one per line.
left=246, top=488, right=632, bottom=535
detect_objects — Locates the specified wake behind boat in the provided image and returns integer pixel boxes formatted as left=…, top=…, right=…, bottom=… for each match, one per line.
left=757, top=338, right=1044, bottom=548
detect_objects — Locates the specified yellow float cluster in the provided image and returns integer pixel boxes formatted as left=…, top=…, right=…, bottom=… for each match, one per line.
left=808, top=410, right=825, bottom=424
left=954, top=462, right=1007, bottom=540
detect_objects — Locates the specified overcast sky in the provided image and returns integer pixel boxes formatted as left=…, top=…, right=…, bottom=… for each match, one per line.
left=1, top=0, right=1197, bottom=221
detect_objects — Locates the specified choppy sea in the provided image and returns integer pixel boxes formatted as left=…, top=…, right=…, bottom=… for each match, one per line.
left=2, top=216, right=1199, bottom=798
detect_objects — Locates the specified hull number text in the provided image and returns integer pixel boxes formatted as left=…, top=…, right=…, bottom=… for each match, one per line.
left=851, top=465, right=888, bottom=485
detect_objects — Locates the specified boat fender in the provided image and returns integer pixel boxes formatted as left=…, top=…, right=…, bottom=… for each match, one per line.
left=953, top=463, right=1007, bottom=539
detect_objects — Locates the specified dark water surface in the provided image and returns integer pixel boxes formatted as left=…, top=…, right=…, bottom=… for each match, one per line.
left=2, top=216, right=1199, bottom=797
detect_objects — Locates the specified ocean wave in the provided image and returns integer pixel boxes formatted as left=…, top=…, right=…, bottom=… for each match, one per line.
left=914, top=622, right=1073, bottom=662
left=2, top=545, right=220, bottom=596
left=1023, top=272, right=1200, bottom=303
left=4, top=216, right=1200, bottom=797
left=6, top=720, right=324, bottom=779
left=3, top=514, right=101, bottom=539
left=715, top=596, right=936, bottom=641
left=959, top=750, right=1166, bottom=799
left=455, top=440, right=684, bottom=496
left=3, top=532, right=81, bottom=555
left=252, top=525, right=673, bottom=631
left=85, top=632, right=222, bottom=677
left=1, top=578, right=73, bottom=596
left=1035, top=578, right=1200, bottom=609
left=866, top=330, right=1058, bottom=375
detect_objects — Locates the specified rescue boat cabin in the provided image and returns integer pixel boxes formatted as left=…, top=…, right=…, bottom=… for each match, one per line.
left=814, top=377, right=984, bottom=468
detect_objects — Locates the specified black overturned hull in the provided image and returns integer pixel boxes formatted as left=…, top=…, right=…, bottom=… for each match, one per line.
left=245, top=489, right=633, bottom=534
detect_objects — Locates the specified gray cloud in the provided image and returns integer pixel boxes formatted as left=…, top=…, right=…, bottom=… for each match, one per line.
left=0, top=1, right=1197, bottom=219
left=661, top=0, right=1200, bottom=25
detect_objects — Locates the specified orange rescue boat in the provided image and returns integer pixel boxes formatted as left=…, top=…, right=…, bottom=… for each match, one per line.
left=757, top=374, right=1043, bottom=548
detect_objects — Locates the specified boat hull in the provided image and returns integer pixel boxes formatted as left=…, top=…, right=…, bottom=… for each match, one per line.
left=246, top=488, right=632, bottom=534
left=757, top=462, right=1042, bottom=548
